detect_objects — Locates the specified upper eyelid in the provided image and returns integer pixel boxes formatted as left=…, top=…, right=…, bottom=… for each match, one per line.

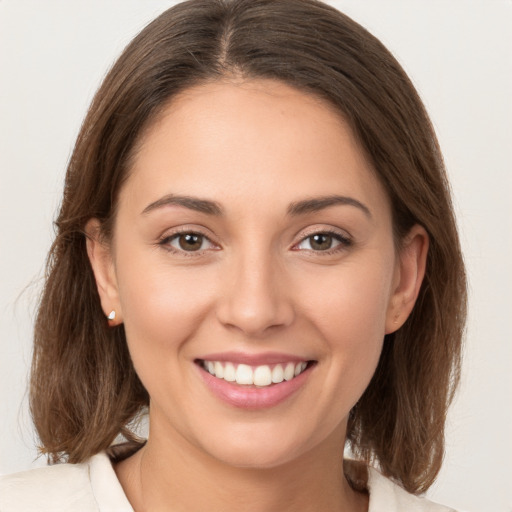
left=294, top=234, right=349, bottom=249
left=294, top=225, right=351, bottom=242
left=290, top=227, right=353, bottom=254
left=158, top=227, right=219, bottom=253
left=160, top=225, right=216, bottom=241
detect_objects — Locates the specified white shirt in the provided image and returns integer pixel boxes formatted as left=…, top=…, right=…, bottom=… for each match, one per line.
left=0, top=452, right=456, bottom=511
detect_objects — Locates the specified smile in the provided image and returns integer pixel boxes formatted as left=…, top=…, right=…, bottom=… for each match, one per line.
left=195, top=353, right=316, bottom=409
left=199, top=360, right=309, bottom=387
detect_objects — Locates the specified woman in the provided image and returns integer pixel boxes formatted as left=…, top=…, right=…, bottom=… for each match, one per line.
left=0, top=0, right=466, bottom=510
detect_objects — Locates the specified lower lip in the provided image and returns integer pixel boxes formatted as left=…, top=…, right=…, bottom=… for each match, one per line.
left=196, top=364, right=313, bottom=410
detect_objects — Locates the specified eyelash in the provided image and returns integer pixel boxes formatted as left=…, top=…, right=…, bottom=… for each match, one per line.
left=157, top=228, right=352, bottom=257
left=293, top=229, right=352, bottom=255
left=158, top=227, right=219, bottom=258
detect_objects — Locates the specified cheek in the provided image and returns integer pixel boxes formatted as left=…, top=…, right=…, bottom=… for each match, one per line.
left=296, top=254, right=395, bottom=393
left=114, top=249, right=218, bottom=370
left=299, top=255, right=394, bottom=339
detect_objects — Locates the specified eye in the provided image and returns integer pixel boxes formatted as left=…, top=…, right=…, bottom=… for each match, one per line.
left=162, top=232, right=216, bottom=252
left=295, top=231, right=351, bottom=252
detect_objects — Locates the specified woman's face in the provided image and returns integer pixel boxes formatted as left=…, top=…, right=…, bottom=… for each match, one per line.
left=89, top=79, right=425, bottom=468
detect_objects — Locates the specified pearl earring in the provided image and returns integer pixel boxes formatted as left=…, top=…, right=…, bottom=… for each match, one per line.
left=107, top=310, right=116, bottom=320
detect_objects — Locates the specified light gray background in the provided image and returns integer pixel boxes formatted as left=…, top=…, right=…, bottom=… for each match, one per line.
left=1, top=1, right=511, bottom=511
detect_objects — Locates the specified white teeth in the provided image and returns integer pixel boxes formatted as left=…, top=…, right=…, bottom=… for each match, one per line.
left=235, top=364, right=253, bottom=385
left=253, top=365, right=272, bottom=386
left=214, top=361, right=224, bottom=378
left=223, top=362, right=236, bottom=382
left=271, top=364, right=284, bottom=384
left=203, top=360, right=309, bottom=387
left=284, top=362, right=295, bottom=381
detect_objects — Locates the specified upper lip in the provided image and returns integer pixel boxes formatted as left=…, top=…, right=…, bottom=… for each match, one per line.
left=196, top=351, right=312, bottom=366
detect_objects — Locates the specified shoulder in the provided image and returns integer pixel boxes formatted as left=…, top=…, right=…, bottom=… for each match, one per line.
left=0, top=458, right=96, bottom=512
left=367, top=466, right=457, bottom=512
left=0, top=452, right=132, bottom=512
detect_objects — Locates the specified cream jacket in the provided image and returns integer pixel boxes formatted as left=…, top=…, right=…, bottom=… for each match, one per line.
left=0, top=452, right=456, bottom=511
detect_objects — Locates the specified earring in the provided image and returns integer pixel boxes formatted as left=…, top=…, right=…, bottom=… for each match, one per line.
left=107, top=310, right=116, bottom=320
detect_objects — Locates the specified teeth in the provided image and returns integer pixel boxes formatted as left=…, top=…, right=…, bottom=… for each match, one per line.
left=223, top=362, right=236, bottom=382
left=254, top=365, right=272, bottom=386
left=293, top=362, right=307, bottom=376
left=235, top=364, right=253, bottom=385
left=271, top=364, right=284, bottom=384
left=214, top=361, right=224, bottom=379
left=284, top=362, right=295, bottom=381
left=202, top=360, right=309, bottom=387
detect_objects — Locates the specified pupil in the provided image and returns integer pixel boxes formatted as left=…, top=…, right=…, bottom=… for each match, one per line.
left=311, top=234, right=332, bottom=250
left=179, top=234, right=202, bottom=251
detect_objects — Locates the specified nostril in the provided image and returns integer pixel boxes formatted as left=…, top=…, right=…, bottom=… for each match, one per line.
left=216, top=298, right=295, bottom=336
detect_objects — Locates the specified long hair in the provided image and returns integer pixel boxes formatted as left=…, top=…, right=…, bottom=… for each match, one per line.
left=31, top=0, right=466, bottom=494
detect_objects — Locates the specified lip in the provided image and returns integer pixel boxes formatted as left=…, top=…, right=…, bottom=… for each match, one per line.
left=195, top=356, right=315, bottom=410
left=196, top=351, right=309, bottom=366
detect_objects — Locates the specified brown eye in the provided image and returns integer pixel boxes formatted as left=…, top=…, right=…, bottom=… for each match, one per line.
left=309, top=234, right=333, bottom=251
left=178, top=233, right=204, bottom=251
left=295, top=231, right=350, bottom=252
left=164, top=232, right=214, bottom=252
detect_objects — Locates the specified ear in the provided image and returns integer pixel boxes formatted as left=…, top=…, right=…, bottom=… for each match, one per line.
left=385, top=224, right=429, bottom=334
left=85, top=219, right=123, bottom=326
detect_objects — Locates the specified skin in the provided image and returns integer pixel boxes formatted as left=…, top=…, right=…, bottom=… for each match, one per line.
left=87, top=79, right=428, bottom=512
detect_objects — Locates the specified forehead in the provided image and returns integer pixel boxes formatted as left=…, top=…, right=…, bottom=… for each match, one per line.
left=121, top=79, right=390, bottom=220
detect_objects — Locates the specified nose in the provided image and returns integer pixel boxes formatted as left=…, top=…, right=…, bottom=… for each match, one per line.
left=215, top=250, right=295, bottom=337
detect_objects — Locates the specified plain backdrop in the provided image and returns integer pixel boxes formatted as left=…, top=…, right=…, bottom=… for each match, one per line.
left=1, top=1, right=511, bottom=511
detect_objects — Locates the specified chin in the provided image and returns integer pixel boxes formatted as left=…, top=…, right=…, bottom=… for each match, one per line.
left=189, top=417, right=340, bottom=471
left=208, top=441, right=305, bottom=470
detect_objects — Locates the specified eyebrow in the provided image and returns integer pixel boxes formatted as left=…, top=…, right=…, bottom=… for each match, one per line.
left=141, top=193, right=371, bottom=218
left=287, top=195, right=372, bottom=218
left=141, top=194, right=223, bottom=216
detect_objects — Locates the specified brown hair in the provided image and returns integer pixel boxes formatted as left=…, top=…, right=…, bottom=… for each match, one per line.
left=31, top=0, right=466, bottom=494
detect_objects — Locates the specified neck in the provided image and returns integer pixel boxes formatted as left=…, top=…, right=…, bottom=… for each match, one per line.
left=115, top=419, right=368, bottom=512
